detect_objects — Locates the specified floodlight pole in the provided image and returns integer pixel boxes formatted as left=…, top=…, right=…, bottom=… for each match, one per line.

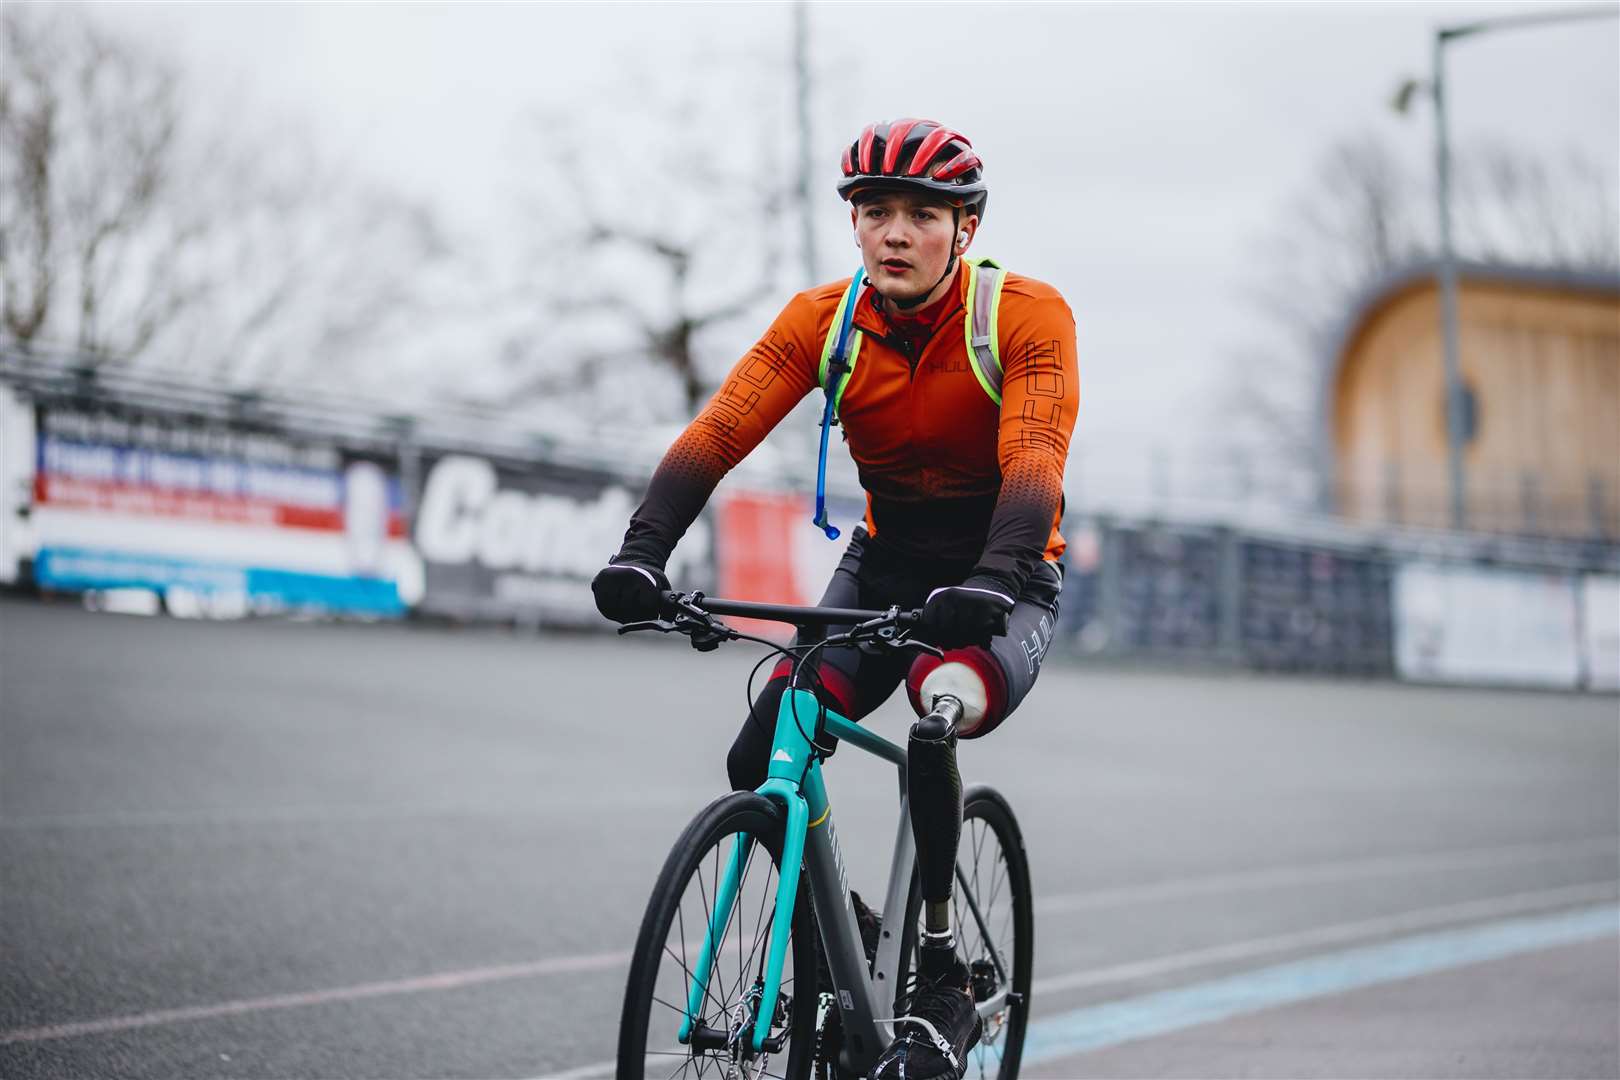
left=1428, top=5, right=1617, bottom=531
left=1431, top=30, right=1466, bottom=531
left=794, top=0, right=818, bottom=286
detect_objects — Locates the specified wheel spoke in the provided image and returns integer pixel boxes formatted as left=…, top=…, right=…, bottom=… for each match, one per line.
left=651, top=991, right=693, bottom=1017
left=663, top=941, right=727, bottom=1020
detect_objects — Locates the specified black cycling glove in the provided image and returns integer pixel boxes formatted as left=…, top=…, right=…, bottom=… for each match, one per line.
left=918, top=576, right=1015, bottom=649
left=591, top=560, right=671, bottom=624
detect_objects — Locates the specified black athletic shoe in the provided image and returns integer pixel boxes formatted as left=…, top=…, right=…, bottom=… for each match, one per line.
left=815, top=891, right=883, bottom=1079
left=868, top=949, right=982, bottom=1080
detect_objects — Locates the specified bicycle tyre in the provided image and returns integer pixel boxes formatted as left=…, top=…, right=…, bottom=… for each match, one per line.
left=896, top=784, right=1034, bottom=1080
left=618, top=791, right=819, bottom=1080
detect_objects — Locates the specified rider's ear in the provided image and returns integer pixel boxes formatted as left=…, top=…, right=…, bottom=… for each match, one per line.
left=957, top=215, right=979, bottom=251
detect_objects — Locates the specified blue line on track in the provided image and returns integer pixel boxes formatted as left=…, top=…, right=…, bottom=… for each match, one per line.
left=1015, top=903, right=1618, bottom=1067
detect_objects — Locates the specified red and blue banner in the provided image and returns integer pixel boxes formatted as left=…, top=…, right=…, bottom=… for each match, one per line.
left=30, top=406, right=421, bottom=617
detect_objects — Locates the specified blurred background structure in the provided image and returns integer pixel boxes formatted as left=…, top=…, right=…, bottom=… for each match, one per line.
left=1, top=1, right=1617, bottom=689
left=1330, top=262, right=1618, bottom=538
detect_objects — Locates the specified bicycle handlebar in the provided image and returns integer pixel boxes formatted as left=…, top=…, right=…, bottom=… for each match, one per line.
left=666, top=591, right=919, bottom=628
left=617, top=590, right=933, bottom=657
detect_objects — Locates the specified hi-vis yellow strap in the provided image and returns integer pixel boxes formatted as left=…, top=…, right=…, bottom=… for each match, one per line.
left=817, top=258, right=1008, bottom=414
left=817, top=275, right=865, bottom=421
left=963, top=257, right=1006, bottom=406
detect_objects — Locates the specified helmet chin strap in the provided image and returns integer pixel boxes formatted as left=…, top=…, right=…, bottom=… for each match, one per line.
left=886, top=206, right=962, bottom=312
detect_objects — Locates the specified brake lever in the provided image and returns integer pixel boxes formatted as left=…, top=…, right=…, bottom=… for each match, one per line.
left=862, top=632, right=943, bottom=658
left=617, top=619, right=676, bottom=635
left=897, top=637, right=945, bottom=659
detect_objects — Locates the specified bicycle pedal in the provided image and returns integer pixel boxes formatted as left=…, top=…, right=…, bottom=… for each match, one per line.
left=969, top=958, right=998, bottom=1002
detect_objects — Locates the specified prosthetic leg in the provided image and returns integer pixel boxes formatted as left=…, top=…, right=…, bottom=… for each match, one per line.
left=906, top=645, right=1005, bottom=950
left=907, top=697, right=964, bottom=958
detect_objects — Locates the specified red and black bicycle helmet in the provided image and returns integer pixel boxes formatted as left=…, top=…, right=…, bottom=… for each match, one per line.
left=837, top=118, right=988, bottom=222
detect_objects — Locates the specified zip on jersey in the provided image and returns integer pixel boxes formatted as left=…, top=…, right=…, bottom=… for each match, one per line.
left=810, top=258, right=1009, bottom=539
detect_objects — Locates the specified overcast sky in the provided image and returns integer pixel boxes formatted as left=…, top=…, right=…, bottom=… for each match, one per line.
left=95, top=1, right=1619, bottom=471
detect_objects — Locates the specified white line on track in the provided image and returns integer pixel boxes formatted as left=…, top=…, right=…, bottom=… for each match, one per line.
left=1, top=838, right=1612, bottom=1051
left=1034, top=835, right=1618, bottom=914
left=0, top=950, right=630, bottom=1046
left=1018, top=901, right=1619, bottom=1070
left=1030, top=877, right=1619, bottom=995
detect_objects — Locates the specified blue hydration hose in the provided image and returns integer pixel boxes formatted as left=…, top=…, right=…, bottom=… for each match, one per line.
left=812, top=269, right=865, bottom=540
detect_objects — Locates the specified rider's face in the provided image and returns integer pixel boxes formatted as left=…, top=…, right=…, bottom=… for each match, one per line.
left=852, top=192, right=974, bottom=306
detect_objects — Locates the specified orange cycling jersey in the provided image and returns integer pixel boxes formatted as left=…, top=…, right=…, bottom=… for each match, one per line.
left=617, top=261, right=1079, bottom=597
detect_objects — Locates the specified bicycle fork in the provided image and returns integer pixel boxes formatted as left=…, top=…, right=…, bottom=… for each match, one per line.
left=678, top=690, right=822, bottom=1054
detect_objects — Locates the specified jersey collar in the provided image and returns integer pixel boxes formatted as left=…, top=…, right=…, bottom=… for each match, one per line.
left=851, top=261, right=967, bottom=339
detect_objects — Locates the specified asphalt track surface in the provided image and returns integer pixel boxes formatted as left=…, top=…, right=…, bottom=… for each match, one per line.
left=1, top=595, right=1616, bottom=1080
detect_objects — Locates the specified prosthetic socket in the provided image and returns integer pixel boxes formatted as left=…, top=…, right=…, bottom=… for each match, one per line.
left=907, top=706, right=963, bottom=923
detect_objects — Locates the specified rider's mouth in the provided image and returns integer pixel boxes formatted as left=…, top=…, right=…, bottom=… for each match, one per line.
left=881, top=259, right=912, bottom=273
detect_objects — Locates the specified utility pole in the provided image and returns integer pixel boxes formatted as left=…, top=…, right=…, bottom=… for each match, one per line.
left=793, top=0, right=818, bottom=287
left=1431, top=30, right=1467, bottom=532
left=1398, top=4, right=1617, bottom=531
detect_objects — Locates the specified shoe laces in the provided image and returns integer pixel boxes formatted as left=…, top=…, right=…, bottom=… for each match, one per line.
left=881, top=966, right=973, bottom=1068
left=884, top=1016, right=960, bottom=1073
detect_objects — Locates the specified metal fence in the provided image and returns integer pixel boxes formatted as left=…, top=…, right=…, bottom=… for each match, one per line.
left=3, top=351, right=1616, bottom=689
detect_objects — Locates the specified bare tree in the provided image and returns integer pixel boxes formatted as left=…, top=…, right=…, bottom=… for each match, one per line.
left=1457, top=140, right=1619, bottom=271
left=1226, top=130, right=1619, bottom=506
left=482, top=55, right=792, bottom=423
left=0, top=5, right=224, bottom=363
left=0, top=7, right=53, bottom=344
left=0, top=4, right=454, bottom=398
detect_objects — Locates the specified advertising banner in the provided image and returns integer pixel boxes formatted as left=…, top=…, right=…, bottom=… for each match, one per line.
left=1393, top=562, right=1581, bottom=688
left=30, top=405, right=419, bottom=617
left=412, top=453, right=712, bottom=625
left=1579, top=575, right=1620, bottom=691
left=0, top=383, right=33, bottom=585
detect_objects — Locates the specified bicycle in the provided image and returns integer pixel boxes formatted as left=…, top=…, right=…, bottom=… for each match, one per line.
left=615, top=590, right=1033, bottom=1080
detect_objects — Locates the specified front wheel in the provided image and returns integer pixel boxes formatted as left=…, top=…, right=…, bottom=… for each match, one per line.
left=618, top=791, right=818, bottom=1080
left=898, top=784, right=1034, bottom=1080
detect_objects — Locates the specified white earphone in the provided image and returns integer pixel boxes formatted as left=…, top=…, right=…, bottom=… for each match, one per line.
left=957, top=230, right=969, bottom=250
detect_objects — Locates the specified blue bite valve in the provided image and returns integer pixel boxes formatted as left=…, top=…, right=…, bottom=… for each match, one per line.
left=812, top=503, right=840, bottom=541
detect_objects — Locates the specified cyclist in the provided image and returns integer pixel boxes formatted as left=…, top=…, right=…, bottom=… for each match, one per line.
left=593, top=118, right=1078, bottom=1080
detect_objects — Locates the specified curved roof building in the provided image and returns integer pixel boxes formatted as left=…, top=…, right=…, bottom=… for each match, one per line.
left=1324, top=262, right=1619, bottom=539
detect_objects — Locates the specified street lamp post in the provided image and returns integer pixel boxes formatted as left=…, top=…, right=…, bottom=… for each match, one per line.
left=1431, top=29, right=1467, bottom=532
left=1400, top=5, right=1616, bottom=532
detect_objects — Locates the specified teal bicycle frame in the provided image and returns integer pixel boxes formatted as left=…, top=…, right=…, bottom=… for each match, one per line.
left=675, top=684, right=913, bottom=1058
